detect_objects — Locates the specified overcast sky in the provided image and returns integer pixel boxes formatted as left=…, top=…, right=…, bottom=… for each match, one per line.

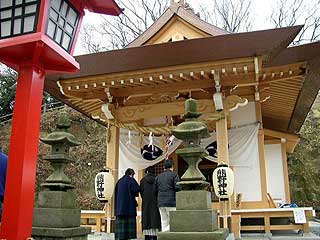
left=74, top=0, right=317, bottom=55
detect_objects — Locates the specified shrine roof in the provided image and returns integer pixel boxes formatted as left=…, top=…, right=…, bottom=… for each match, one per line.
left=48, top=25, right=302, bottom=81
left=126, top=3, right=229, bottom=48
left=44, top=26, right=320, bottom=137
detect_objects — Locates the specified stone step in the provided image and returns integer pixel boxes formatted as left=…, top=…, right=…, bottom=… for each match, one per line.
left=158, top=229, right=229, bottom=240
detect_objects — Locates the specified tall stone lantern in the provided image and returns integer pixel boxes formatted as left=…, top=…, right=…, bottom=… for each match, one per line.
left=172, top=98, right=210, bottom=190
left=32, top=111, right=89, bottom=240
left=158, top=99, right=228, bottom=240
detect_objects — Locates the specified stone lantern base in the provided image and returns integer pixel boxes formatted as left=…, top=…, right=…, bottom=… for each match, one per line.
left=158, top=190, right=228, bottom=240
left=32, top=226, right=91, bottom=240
left=32, top=190, right=91, bottom=239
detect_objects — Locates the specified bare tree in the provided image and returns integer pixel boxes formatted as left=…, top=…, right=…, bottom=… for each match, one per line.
left=271, top=0, right=320, bottom=43
left=199, top=0, right=252, bottom=33
left=80, top=0, right=169, bottom=52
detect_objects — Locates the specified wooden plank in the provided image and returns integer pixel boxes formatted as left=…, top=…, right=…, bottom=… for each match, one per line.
left=241, top=225, right=265, bottom=231
left=270, top=225, right=302, bottom=230
left=288, top=57, right=320, bottom=132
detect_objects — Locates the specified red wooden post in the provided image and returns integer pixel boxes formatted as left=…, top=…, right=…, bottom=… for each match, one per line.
left=0, top=64, right=45, bottom=239
left=0, top=1, right=121, bottom=239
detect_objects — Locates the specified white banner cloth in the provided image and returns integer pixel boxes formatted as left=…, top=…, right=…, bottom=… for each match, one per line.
left=118, top=124, right=259, bottom=177
left=200, top=123, right=259, bottom=167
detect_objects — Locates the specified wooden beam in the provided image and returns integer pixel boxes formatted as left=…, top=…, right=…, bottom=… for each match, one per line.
left=264, top=129, right=299, bottom=142
left=114, top=99, right=216, bottom=122
left=281, top=140, right=291, bottom=203
left=288, top=57, right=320, bottom=132
left=263, top=116, right=290, bottom=132
left=264, top=128, right=300, bottom=153
left=264, top=139, right=281, bottom=145
left=56, top=56, right=255, bottom=84
left=59, top=75, right=258, bottom=101
left=216, top=114, right=231, bottom=228
left=112, top=79, right=215, bottom=97
left=106, top=126, right=120, bottom=218
left=256, top=101, right=268, bottom=207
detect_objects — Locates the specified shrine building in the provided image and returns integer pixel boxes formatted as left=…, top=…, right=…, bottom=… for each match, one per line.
left=45, top=0, right=320, bottom=236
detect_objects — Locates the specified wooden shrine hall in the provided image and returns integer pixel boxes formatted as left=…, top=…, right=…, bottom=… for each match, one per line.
left=45, top=0, right=320, bottom=237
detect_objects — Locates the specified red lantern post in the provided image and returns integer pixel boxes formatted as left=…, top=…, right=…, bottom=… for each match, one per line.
left=0, top=1, right=121, bottom=239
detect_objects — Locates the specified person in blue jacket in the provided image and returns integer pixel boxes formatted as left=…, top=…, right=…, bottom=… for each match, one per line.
left=0, top=149, right=8, bottom=221
left=114, top=168, right=140, bottom=240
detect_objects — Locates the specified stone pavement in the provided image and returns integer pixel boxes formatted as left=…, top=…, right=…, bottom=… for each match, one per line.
left=240, top=232, right=320, bottom=240
left=88, top=221, right=320, bottom=240
left=88, top=232, right=320, bottom=240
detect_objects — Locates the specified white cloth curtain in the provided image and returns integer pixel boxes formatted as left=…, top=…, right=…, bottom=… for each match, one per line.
left=118, top=123, right=259, bottom=177
left=200, top=123, right=259, bottom=167
left=118, top=129, right=182, bottom=176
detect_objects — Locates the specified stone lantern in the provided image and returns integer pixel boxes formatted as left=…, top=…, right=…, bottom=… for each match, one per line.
left=172, top=98, right=210, bottom=190
left=32, top=111, right=89, bottom=240
left=158, top=99, right=228, bottom=240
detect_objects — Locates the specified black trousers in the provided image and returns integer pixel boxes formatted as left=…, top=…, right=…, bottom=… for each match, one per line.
left=145, top=236, right=157, bottom=240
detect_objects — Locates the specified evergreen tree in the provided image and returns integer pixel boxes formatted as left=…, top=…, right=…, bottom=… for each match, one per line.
left=0, top=68, right=17, bottom=118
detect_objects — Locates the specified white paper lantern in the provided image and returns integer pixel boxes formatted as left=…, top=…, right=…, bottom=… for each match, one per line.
left=94, top=169, right=115, bottom=202
left=212, top=164, right=234, bottom=200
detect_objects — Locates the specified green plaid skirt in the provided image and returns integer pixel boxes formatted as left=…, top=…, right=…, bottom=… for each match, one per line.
left=115, top=216, right=137, bottom=240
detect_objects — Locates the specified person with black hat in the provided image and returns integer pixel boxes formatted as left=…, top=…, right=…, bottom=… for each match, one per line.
left=154, top=159, right=181, bottom=232
left=140, top=166, right=161, bottom=240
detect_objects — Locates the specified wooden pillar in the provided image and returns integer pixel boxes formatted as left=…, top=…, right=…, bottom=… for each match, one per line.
left=281, top=139, right=291, bottom=203
left=231, top=215, right=241, bottom=239
left=216, top=113, right=231, bottom=229
left=105, top=125, right=120, bottom=232
left=172, top=153, right=178, bottom=173
left=255, top=101, right=268, bottom=207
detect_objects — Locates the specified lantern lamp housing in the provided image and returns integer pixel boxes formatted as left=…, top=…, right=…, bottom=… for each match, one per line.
left=0, top=0, right=122, bottom=73
left=45, top=0, right=80, bottom=53
left=95, top=169, right=115, bottom=203
left=0, top=0, right=40, bottom=39
left=212, top=164, right=234, bottom=200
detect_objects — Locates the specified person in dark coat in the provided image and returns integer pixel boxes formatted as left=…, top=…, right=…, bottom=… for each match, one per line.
left=0, top=149, right=8, bottom=222
left=154, top=159, right=181, bottom=232
left=140, top=166, right=161, bottom=240
left=114, top=168, right=140, bottom=240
